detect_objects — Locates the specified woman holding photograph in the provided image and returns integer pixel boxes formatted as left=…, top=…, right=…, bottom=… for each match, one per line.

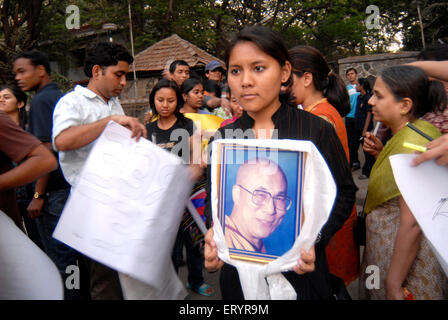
left=203, top=26, right=357, bottom=300
left=360, top=66, right=448, bottom=300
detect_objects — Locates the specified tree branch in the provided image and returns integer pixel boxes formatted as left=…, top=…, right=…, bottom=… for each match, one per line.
left=269, top=0, right=282, bottom=28
left=281, top=4, right=327, bottom=31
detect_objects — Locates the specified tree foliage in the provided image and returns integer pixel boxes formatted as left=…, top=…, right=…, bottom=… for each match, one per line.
left=1, top=0, right=447, bottom=84
left=0, top=0, right=43, bottom=83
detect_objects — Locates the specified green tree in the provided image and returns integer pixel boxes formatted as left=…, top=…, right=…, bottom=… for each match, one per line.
left=0, top=0, right=44, bottom=83
left=401, top=0, right=448, bottom=50
left=5, top=0, right=443, bottom=86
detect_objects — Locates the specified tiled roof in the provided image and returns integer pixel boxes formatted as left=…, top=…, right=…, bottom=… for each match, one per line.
left=132, top=34, right=224, bottom=72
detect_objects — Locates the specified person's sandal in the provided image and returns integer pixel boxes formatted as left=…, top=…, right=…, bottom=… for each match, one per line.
left=186, top=282, right=215, bottom=297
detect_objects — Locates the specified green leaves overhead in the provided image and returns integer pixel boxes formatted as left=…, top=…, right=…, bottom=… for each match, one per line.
left=1, top=0, right=447, bottom=84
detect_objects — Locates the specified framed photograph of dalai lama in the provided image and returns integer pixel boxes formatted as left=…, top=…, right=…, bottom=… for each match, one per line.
left=216, top=143, right=305, bottom=264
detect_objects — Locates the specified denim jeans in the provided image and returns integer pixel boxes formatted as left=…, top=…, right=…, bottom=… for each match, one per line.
left=17, top=198, right=45, bottom=251
left=35, top=188, right=85, bottom=299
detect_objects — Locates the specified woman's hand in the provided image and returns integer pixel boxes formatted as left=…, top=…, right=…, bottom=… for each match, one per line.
left=292, top=245, right=315, bottom=275
left=386, top=281, right=405, bottom=300
left=363, top=132, right=383, bottom=159
left=204, top=228, right=224, bottom=272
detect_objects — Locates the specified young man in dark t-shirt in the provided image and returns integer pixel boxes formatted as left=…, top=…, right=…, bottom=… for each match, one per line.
left=13, top=50, right=81, bottom=300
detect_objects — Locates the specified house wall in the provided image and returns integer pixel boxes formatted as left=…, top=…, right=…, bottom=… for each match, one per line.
left=119, top=77, right=159, bottom=122
left=338, top=51, right=419, bottom=85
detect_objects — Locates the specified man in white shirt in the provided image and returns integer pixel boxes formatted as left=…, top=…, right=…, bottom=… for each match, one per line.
left=52, top=42, right=146, bottom=300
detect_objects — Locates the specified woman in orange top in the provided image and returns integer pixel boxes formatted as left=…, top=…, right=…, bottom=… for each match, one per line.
left=289, top=45, right=359, bottom=286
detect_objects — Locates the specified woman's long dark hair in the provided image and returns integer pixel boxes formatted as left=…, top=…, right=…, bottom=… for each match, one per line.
left=289, top=45, right=350, bottom=117
left=380, top=65, right=447, bottom=117
left=0, top=84, right=28, bottom=129
left=148, top=78, right=187, bottom=125
left=224, top=25, right=295, bottom=106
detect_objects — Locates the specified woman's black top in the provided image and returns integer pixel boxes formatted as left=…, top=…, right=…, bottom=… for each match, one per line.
left=146, top=117, right=194, bottom=161
left=355, top=92, right=373, bottom=132
left=204, top=102, right=357, bottom=300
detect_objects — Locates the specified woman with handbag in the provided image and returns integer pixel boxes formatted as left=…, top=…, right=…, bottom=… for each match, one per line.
left=360, top=65, right=448, bottom=300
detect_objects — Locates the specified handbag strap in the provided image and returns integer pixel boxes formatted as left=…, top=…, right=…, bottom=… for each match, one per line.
left=358, top=190, right=369, bottom=218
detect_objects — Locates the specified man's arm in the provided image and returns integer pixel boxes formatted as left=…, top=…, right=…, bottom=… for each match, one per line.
left=206, top=97, right=223, bottom=109
left=0, top=144, right=57, bottom=191
left=407, top=61, right=448, bottom=82
left=205, top=97, right=232, bottom=116
left=54, top=114, right=147, bottom=151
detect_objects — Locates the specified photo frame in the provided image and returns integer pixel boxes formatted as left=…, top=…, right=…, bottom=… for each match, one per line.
left=216, top=143, right=305, bottom=264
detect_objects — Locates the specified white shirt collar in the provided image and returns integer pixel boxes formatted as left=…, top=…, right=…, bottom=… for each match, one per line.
left=74, top=85, right=98, bottom=99
left=74, top=85, right=119, bottom=105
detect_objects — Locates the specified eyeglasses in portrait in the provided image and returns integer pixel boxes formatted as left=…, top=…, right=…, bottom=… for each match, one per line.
left=217, top=144, right=305, bottom=263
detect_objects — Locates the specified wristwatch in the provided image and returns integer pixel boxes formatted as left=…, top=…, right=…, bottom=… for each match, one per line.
left=33, top=192, right=46, bottom=199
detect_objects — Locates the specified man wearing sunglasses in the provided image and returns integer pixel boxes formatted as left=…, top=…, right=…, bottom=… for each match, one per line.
left=224, top=158, right=291, bottom=253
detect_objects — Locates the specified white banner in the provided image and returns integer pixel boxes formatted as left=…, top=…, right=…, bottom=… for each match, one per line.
left=53, top=121, right=192, bottom=299
left=390, top=154, right=448, bottom=276
left=0, top=210, right=63, bottom=299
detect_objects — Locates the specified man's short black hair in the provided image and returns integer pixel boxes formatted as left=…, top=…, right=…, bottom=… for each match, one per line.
left=169, top=60, right=189, bottom=74
left=346, top=67, right=358, bottom=75
left=13, top=50, right=51, bottom=75
left=84, top=42, right=134, bottom=78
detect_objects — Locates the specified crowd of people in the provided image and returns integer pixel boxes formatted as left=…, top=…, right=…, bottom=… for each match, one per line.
left=1, top=25, right=448, bottom=300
